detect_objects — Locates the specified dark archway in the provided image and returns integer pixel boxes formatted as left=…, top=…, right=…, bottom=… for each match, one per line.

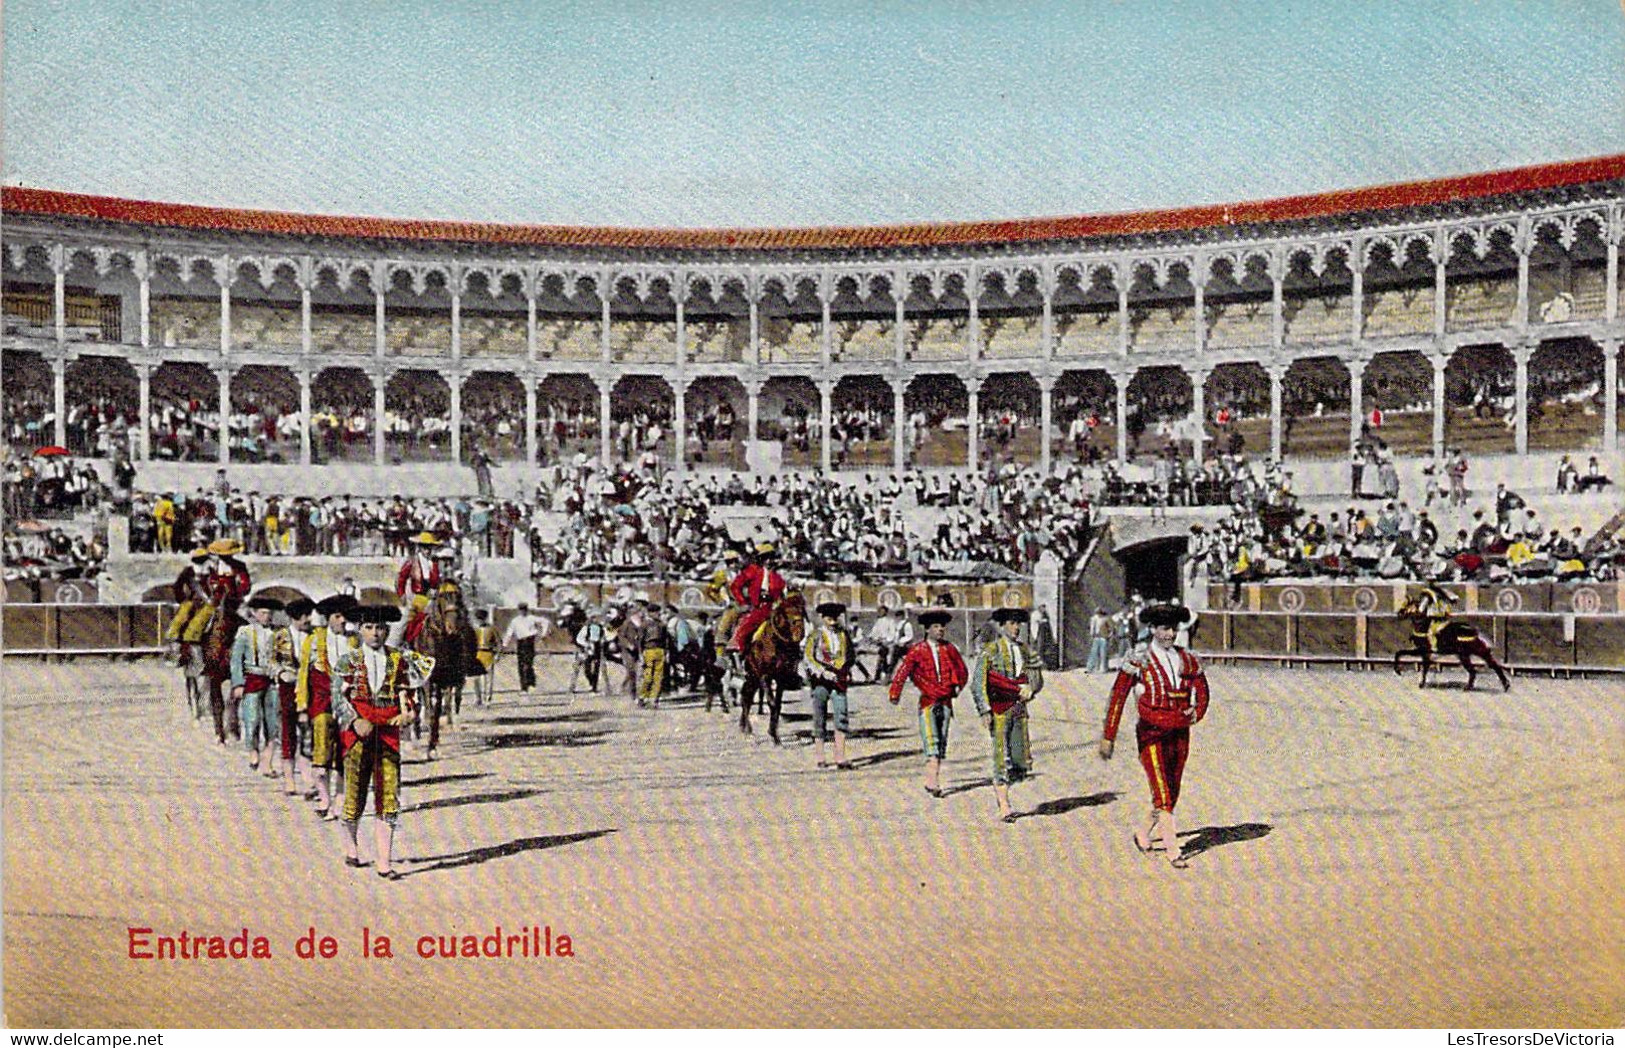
left=311, top=367, right=373, bottom=463
left=1117, top=538, right=1188, bottom=603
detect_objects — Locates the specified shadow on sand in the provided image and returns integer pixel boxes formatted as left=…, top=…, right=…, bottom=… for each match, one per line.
left=405, top=829, right=617, bottom=876
left=404, top=787, right=545, bottom=814
left=1177, top=822, right=1273, bottom=859
left=1022, top=791, right=1120, bottom=818
left=403, top=771, right=491, bottom=788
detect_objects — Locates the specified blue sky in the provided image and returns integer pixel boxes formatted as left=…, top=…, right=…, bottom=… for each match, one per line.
left=5, top=1, right=1624, bottom=228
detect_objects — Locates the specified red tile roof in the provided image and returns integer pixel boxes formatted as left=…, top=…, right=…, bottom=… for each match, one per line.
left=6, top=154, right=1623, bottom=252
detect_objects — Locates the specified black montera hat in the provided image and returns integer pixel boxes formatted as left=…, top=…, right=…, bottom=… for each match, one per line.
left=284, top=597, right=315, bottom=619
left=247, top=596, right=284, bottom=612
left=816, top=602, right=846, bottom=618
left=918, top=609, right=952, bottom=627
left=349, top=604, right=403, bottom=625
left=990, top=608, right=1030, bottom=625
left=315, top=594, right=358, bottom=618
left=1139, top=604, right=1192, bottom=628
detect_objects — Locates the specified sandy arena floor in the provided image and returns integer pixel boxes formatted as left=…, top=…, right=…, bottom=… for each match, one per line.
left=3, top=655, right=1622, bottom=1027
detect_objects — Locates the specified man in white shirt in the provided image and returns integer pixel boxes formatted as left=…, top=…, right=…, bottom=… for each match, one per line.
left=503, top=602, right=548, bottom=693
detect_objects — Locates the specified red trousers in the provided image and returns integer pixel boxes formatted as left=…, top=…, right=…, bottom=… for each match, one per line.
left=1136, top=720, right=1190, bottom=812
left=279, top=682, right=299, bottom=761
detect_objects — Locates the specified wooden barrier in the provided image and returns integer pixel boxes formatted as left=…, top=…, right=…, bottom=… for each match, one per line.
left=2, top=603, right=169, bottom=655
left=1193, top=610, right=1625, bottom=675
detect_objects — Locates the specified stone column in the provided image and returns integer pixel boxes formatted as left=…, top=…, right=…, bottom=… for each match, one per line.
left=1038, top=374, right=1055, bottom=476
left=600, top=280, right=613, bottom=363
left=1607, top=235, right=1619, bottom=323
left=51, top=357, right=67, bottom=447
left=1191, top=367, right=1209, bottom=467
left=673, top=379, right=687, bottom=474
left=136, top=362, right=152, bottom=461
left=136, top=254, right=151, bottom=349
left=1117, top=270, right=1130, bottom=355
left=968, top=278, right=980, bottom=362
left=819, top=378, right=833, bottom=473
left=374, top=273, right=387, bottom=359
left=599, top=383, right=612, bottom=466
left=373, top=372, right=387, bottom=466
left=526, top=291, right=538, bottom=363
left=217, top=365, right=232, bottom=465
left=1193, top=270, right=1207, bottom=352
left=893, top=381, right=907, bottom=472
left=894, top=276, right=906, bottom=365
left=51, top=246, right=66, bottom=348
left=966, top=377, right=981, bottom=473
left=748, top=280, right=761, bottom=367
left=1515, top=226, right=1531, bottom=330
left=1269, top=362, right=1286, bottom=461
left=298, top=370, right=312, bottom=466
left=746, top=379, right=761, bottom=448
left=449, top=372, right=463, bottom=464
left=1513, top=342, right=1531, bottom=455
left=1604, top=339, right=1619, bottom=452
left=218, top=258, right=233, bottom=356
left=1271, top=268, right=1284, bottom=348
left=1348, top=356, right=1367, bottom=455
left=299, top=272, right=313, bottom=357
left=821, top=276, right=833, bottom=368
left=1114, top=371, right=1130, bottom=464
left=1350, top=249, right=1364, bottom=344
left=1041, top=281, right=1054, bottom=361
left=1431, top=352, right=1449, bottom=459
left=525, top=380, right=538, bottom=468
left=450, top=288, right=462, bottom=362
left=1433, top=241, right=1448, bottom=337
left=672, top=285, right=685, bottom=367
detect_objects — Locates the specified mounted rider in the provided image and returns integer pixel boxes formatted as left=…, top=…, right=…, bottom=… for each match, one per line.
left=164, top=547, right=213, bottom=662
left=1414, top=578, right=1457, bottom=650
left=395, top=531, right=443, bottom=600
left=726, top=542, right=787, bottom=661
left=708, top=548, right=741, bottom=656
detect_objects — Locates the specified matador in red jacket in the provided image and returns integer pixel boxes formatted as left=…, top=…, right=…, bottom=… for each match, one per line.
left=726, top=543, right=787, bottom=653
left=888, top=608, right=968, bottom=797
left=395, top=531, right=443, bottom=599
left=1100, top=603, right=1210, bottom=869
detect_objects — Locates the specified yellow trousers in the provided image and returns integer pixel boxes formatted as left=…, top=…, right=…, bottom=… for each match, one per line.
left=639, top=648, right=667, bottom=703
left=166, top=601, right=215, bottom=642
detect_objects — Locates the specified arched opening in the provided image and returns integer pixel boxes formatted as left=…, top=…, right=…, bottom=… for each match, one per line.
left=684, top=376, right=747, bottom=470
left=610, top=278, right=677, bottom=364
left=609, top=374, right=674, bottom=470
left=1362, top=351, right=1433, bottom=455
left=978, top=270, right=1044, bottom=360
left=1050, top=370, right=1116, bottom=466
left=1126, top=365, right=1192, bottom=462
left=150, top=257, right=224, bottom=350
left=148, top=361, right=220, bottom=461
left=536, top=274, right=602, bottom=362
left=760, top=376, right=820, bottom=469
left=758, top=277, right=822, bottom=364
left=1051, top=265, right=1120, bottom=358
left=460, top=271, right=527, bottom=359
left=228, top=364, right=299, bottom=464
left=1116, top=537, right=1188, bottom=603
left=62, top=356, right=138, bottom=459
left=385, top=370, right=451, bottom=462
left=1203, top=362, right=1269, bottom=460
left=1283, top=247, right=1354, bottom=346
left=385, top=268, right=452, bottom=358
left=684, top=278, right=749, bottom=364
left=2, top=350, right=52, bottom=448
left=1281, top=356, right=1350, bottom=460
left=310, top=367, right=373, bottom=463
left=832, top=374, right=895, bottom=470
left=980, top=372, right=1041, bottom=467
left=462, top=371, right=526, bottom=463
left=309, top=263, right=376, bottom=356
left=1444, top=344, right=1515, bottom=455
left=831, top=275, right=895, bottom=364
left=903, top=273, right=968, bottom=363
left=536, top=373, right=600, bottom=465
left=230, top=260, right=302, bottom=352
left=905, top=373, right=968, bottom=468
left=1529, top=338, right=1605, bottom=451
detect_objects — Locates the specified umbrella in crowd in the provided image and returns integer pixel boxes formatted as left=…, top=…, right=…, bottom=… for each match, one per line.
left=33, top=446, right=70, bottom=457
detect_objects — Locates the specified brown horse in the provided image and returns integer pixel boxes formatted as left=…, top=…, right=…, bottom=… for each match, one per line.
left=411, top=583, right=476, bottom=758
left=737, top=591, right=806, bottom=745
left=1394, top=597, right=1511, bottom=692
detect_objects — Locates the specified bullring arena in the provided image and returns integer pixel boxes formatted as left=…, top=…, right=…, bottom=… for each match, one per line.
left=3, top=157, right=1624, bottom=1028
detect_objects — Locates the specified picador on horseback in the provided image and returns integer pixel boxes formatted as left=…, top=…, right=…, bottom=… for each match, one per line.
left=724, top=542, right=787, bottom=669
left=1394, top=579, right=1511, bottom=692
